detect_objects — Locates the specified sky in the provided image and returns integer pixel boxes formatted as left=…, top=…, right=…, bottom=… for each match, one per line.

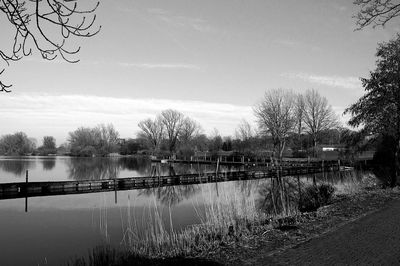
left=0, top=0, right=399, bottom=145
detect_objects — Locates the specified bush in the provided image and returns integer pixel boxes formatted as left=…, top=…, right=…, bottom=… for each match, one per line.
left=372, top=135, right=397, bottom=187
left=299, top=183, right=335, bottom=213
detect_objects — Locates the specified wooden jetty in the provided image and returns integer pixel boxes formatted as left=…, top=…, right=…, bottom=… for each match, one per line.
left=152, top=158, right=344, bottom=168
left=0, top=161, right=345, bottom=201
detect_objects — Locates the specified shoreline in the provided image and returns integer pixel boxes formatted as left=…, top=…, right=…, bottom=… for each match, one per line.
left=63, top=173, right=399, bottom=266
left=208, top=180, right=400, bottom=265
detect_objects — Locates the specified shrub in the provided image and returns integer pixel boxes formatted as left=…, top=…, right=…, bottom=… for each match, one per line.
left=298, top=183, right=335, bottom=213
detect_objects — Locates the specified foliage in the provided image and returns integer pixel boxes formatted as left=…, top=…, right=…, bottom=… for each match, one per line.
left=119, top=139, right=146, bottom=155
left=372, top=135, right=397, bottom=187
left=0, top=132, right=36, bottom=155
left=37, top=136, right=57, bottom=155
left=345, top=34, right=400, bottom=186
left=299, top=183, right=335, bottom=213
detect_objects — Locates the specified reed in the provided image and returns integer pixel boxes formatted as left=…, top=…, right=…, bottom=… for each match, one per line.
left=67, top=172, right=372, bottom=264
left=119, top=181, right=288, bottom=258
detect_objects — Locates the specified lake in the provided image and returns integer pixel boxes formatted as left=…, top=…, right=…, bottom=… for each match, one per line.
left=0, top=156, right=243, bottom=183
left=0, top=156, right=365, bottom=265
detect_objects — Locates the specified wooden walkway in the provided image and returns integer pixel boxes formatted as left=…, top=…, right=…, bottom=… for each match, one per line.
left=0, top=163, right=344, bottom=200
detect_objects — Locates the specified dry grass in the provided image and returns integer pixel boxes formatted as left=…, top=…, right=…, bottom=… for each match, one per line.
left=119, top=182, right=273, bottom=258
left=67, top=171, right=378, bottom=265
left=107, top=171, right=373, bottom=260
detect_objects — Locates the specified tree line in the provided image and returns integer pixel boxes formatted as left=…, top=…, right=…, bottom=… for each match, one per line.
left=0, top=93, right=347, bottom=158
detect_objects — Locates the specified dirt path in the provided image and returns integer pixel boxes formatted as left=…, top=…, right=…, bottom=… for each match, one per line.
left=246, top=199, right=400, bottom=265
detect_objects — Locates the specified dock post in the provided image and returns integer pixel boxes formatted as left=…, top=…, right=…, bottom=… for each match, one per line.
left=25, top=170, right=28, bottom=212
left=114, top=179, right=117, bottom=204
left=215, top=158, right=220, bottom=180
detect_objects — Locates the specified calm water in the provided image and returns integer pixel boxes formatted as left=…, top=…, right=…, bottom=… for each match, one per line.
left=0, top=156, right=366, bottom=265
left=0, top=156, right=242, bottom=183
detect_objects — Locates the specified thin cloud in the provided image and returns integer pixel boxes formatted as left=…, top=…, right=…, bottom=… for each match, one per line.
left=0, top=93, right=253, bottom=142
left=147, top=8, right=217, bottom=34
left=282, top=72, right=361, bottom=90
left=119, top=62, right=201, bottom=70
left=272, top=39, right=322, bottom=51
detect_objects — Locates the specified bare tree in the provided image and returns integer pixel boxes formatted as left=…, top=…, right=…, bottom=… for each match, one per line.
left=96, top=124, right=119, bottom=154
left=137, top=118, right=164, bottom=152
left=354, top=0, right=400, bottom=29
left=179, top=117, right=202, bottom=144
left=303, top=89, right=339, bottom=154
left=160, top=109, right=185, bottom=153
left=209, top=128, right=223, bottom=151
left=235, top=119, right=254, bottom=141
left=0, top=0, right=100, bottom=92
left=294, top=94, right=305, bottom=138
left=254, top=89, right=296, bottom=161
left=294, top=93, right=305, bottom=149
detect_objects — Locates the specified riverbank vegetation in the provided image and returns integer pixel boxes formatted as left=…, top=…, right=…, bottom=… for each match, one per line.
left=345, top=34, right=400, bottom=187
left=66, top=171, right=385, bottom=266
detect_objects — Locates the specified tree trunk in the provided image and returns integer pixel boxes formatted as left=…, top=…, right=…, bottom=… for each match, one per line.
left=279, top=140, right=286, bottom=163
left=392, top=139, right=400, bottom=187
left=313, top=136, right=317, bottom=157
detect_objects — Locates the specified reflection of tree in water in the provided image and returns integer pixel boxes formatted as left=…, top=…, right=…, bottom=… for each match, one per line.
left=0, top=159, right=36, bottom=176
left=42, top=158, right=56, bottom=171
left=119, top=157, right=150, bottom=175
left=236, top=179, right=262, bottom=197
left=257, top=176, right=300, bottom=216
left=66, top=156, right=156, bottom=180
left=152, top=163, right=236, bottom=177
left=67, top=157, right=120, bottom=180
left=140, top=184, right=200, bottom=207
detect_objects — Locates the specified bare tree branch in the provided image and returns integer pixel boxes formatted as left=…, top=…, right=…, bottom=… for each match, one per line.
left=160, top=109, right=185, bottom=153
left=0, top=69, right=12, bottom=92
left=254, top=89, right=296, bottom=161
left=354, top=0, right=400, bottom=29
left=303, top=89, right=339, bottom=154
left=138, top=118, right=164, bottom=153
left=0, top=0, right=100, bottom=91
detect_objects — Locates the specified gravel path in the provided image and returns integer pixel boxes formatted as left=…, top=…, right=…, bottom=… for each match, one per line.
left=248, top=199, right=400, bottom=265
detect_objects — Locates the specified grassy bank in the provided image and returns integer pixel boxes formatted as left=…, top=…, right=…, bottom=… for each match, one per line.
left=211, top=173, right=400, bottom=265
left=65, top=171, right=394, bottom=266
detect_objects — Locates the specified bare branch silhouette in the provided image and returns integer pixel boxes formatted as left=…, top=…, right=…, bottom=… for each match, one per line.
left=354, top=0, right=400, bottom=29
left=0, top=0, right=100, bottom=91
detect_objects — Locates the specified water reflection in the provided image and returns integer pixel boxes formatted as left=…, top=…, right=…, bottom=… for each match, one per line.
left=2, top=169, right=371, bottom=265
left=42, top=158, right=56, bottom=171
left=255, top=170, right=365, bottom=216
left=140, top=185, right=201, bottom=206
left=257, top=177, right=300, bottom=216
left=119, top=157, right=150, bottom=173
left=0, top=158, right=36, bottom=176
left=67, top=157, right=121, bottom=180
left=0, top=156, right=243, bottom=182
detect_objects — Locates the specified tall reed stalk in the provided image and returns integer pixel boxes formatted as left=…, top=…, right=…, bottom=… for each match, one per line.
left=120, top=182, right=274, bottom=258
